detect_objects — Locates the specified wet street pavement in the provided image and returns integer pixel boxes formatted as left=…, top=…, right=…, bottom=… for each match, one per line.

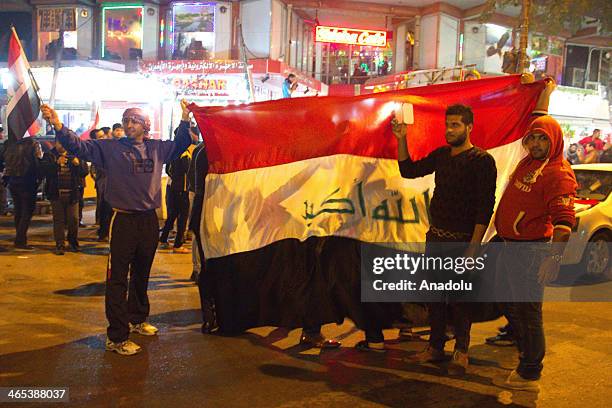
left=1, top=209, right=611, bottom=408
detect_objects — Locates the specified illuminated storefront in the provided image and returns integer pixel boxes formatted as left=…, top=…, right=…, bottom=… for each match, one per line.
left=315, top=25, right=393, bottom=85
left=36, top=6, right=94, bottom=60
left=167, top=3, right=214, bottom=59
left=102, top=5, right=144, bottom=60
left=161, top=2, right=233, bottom=60
left=528, top=34, right=565, bottom=83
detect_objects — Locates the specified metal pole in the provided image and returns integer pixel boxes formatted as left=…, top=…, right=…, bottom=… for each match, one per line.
left=238, top=23, right=255, bottom=102
left=518, top=0, right=531, bottom=73
left=348, top=45, right=352, bottom=84
left=49, top=13, right=65, bottom=107
left=286, top=4, right=293, bottom=66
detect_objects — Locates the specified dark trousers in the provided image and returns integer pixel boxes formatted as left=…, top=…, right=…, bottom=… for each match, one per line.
left=160, top=189, right=190, bottom=248
left=97, top=196, right=112, bottom=239
left=193, top=220, right=216, bottom=325
left=497, top=242, right=546, bottom=380
left=9, top=185, right=36, bottom=246
left=425, top=230, right=472, bottom=353
left=0, top=180, right=7, bottom=215
left=428, top=303, right=472, bottom=352
left=78, top=187, right=84, bottom=222
left=105, top=210, right=159, bottom=343
left=51, top=194, right=79, bottom=247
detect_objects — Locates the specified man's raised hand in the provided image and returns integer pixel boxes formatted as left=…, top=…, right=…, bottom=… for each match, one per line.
left=391, top=117, right=407, bottom=140
left=180, top=99, right=191, bottom=122
left=41, top=104, right=62, bottom=130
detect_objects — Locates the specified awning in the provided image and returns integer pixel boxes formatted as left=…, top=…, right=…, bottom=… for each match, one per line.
left=552, top=114, right=611, bottom=129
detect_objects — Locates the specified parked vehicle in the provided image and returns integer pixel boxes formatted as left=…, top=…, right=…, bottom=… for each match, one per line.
left=563, top=164, right=612, bottom=278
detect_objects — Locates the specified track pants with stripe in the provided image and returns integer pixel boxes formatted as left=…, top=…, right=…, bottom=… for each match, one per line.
left=105, top=210, right=159, bottom=343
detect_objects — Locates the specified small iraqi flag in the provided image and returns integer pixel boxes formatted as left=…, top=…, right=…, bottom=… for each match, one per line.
left=6, top=27, right=41, bottom=141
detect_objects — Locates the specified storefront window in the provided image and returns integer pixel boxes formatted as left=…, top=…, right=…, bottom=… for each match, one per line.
left=484, top=24, right=513, bottom=74
left=171, top=4, right=215, bottom=60
left=529, top=34, right=565, bottom=82
left=102, top=6, right=143, bottom=60
left=37, top=8, right=78, bottom=60
left=321, top=43, right=392, bottom=85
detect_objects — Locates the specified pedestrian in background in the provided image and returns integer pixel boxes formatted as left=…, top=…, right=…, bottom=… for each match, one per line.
left=0, top=136, right=42, bottom=250
left=577, top=142, right=600, bottom=164
left=187, top=125, right=204, bottom=280
left=159, top=128, right=195, bottom=254
left=112, top=123, right=125, bottom=139
left=0, top=126, right=9, bottom=216
left=282, top=73, right=298, bottom=98
left=39, top=140, right=89, bottom=254
left=100, top=126, right=111, bottom=139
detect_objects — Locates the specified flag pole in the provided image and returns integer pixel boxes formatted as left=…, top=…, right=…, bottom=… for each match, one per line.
left=48, top=13, right=65, bottom=107
left=238, top=23, right=255, bottom=103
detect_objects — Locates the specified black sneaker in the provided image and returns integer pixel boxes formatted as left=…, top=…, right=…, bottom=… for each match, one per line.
left=485, top=331, right=515, bottom=347
left=14, top=244, right=35, bottom=251
left=69, top=242, right=80, bottom=252
left=55, top=246, right=65, bottom=256
left=355, top=340, right=386, bottom=353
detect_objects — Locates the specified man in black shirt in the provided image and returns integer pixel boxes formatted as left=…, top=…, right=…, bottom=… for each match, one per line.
left=159, top=139, right=193, bottom=254
left=394, top=104, right=497, bottom=375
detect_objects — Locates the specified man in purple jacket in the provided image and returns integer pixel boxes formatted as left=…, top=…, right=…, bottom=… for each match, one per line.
left=42, top=101, right=192, bottom=356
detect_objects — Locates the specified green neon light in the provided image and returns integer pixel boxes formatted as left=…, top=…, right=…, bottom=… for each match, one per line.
left=101, top=5, right=144, bottom=59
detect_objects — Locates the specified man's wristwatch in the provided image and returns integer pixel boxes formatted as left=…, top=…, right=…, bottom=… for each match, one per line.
left=547, top=254, right=563, bottom=263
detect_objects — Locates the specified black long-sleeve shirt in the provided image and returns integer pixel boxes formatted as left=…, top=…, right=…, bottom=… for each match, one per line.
left=189, top=144, right=209, bottom=233
left=166, top=149, right=191, bottom=193
left=187, top=142, right=206, bottom=193
left=398, top=146, right=497, bottom=234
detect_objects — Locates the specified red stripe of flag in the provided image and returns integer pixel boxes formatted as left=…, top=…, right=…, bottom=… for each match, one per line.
left=191, top=75, right=544, bottom=175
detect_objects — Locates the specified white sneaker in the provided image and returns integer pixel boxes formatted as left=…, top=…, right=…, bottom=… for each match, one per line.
left=495, top=370, right=540, bottom=392
left=129, top=322, right=159, bottom=336
left=105, top=338, right=141, bottom=356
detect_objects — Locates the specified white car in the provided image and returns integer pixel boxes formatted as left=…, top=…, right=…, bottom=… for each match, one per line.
left=563, top=163, right=612, bottom=278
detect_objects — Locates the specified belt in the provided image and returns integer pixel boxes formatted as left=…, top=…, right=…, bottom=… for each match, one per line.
left=429, top=226, right=472, bottom=240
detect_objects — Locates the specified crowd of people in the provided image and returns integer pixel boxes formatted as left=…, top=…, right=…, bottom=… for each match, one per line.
left=0, top=74, right=592, bottom=394
left=565, top=128, right=612, bottom=164
left=0, top=112, right=203, bottom=260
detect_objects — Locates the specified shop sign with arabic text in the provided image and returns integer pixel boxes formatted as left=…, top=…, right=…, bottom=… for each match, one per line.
left=139, top=60, right=248, bottom=75
left=315, top=26, right=387, bottom=47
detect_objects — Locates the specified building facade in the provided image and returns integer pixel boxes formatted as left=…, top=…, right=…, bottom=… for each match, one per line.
left=1, top=0, right=610, bottom=139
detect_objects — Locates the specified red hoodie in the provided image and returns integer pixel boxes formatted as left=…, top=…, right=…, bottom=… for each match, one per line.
left=495, top=115, right=577, bottom=240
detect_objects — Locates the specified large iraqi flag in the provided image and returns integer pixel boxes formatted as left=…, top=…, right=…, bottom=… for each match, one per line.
left=6, top=27, right=41, bottom=142
left=191, top=75, right=545, bottom=332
